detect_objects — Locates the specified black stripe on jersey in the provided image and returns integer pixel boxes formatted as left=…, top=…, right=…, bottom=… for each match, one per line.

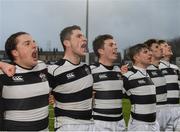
left=157, top=101, right=167, bottom=105
left=131, top=112, right=156, bottom=122
left=55, top=107, right=92, bottom=120
left=167, top=98, right=179, bottom=104
left=4, top=116, right=48, bottom=131
left=93, top=108, right=122, bottom=115
left=177, top=70, right=180, bottom=80
left=0, top=82, right=3, bottom=130
left=130, top=95, right=156, bottom=104
left=0, top=69, right=48, bottom=86
left=53, top=64, right=91, bottom=86
left=4, top=94, right=48, bottom=110
left=52, top=86, right=92, bottom=103
left=93, top=115, right=123, bottom=121
left=166, top=83, right=179, bottom=91
left=95, top=90, right=122, bottom=99
left=156, top=85, right=167, bottom=94
left=124, top=77, right=154, bottom=91
left=0, top=97, right=3, bottom=131
left=161, top=68, right=178, bottom=76
left=147, top=70, right=164, bottom=78
left=47, top=72, right=56, bottom=88
left=93, top=71, right=122, bottom=83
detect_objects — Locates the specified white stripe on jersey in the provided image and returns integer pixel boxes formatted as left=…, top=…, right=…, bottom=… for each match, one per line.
left=4, top=106, right=48, bottom=121
left=55, top=98, right=92, bottom=110
left=94, top=80, right=123, bottom=91
left=165, top=75, right=178, bottom=83
left=128, top=85, right=156, bottom=96
left=3, top=82, right=49, bottom=99
left=156, top=94, right=167, bottom=102
left=94, top=99, right=122, bottom=109
left=131, top=103, right=156, bottom=114
left=93, top=112, right=123, bottom=118
left=168, top=91, right=179, bottom=98
left=151, top=77, right=166, bottom=87
left=53, top=74, right=92, bottom=93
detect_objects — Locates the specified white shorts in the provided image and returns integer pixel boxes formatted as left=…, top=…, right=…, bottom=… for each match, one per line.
left=156, top=106, right=172, bottom=131
left=56, top=123, right=93, bottom=131
left=93, top=119, right=126, bottom=131
left=165, top=106, right=180, bottom=131
left=128, top=118, right=160, bottom=131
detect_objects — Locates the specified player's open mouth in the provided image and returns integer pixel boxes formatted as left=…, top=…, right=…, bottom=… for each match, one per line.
left=32, top=50, right=38, bottom=59
left=81, top=44, right=87, bottom=52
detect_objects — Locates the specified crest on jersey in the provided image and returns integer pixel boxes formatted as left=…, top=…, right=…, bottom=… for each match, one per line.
left=162, top=70, right=168, bottom=74
left=138, top=79, right=146, bottom=84
left=85, top=67, right=90, bottom=75
left=99, top=73, right=108, bottom=79
left=39, top=73, right=47, bottom=82
left=151, top=71, right=158, bottom=76
left=66, top=72, right=75, bottom=80
left=12, top=76, right=24, bottom=82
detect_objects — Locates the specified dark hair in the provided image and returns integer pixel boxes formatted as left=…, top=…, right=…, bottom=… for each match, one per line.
left=128, top=43, right=148, bottom=63
left=60, top=25, right=81, bottom=50
left=144, top=39, right=158, bottom=49
left=158, top=39, right=166, bottom=45
left=92, top=34, right=113, bottom=58
left=5, top=32, right=29, bottom=61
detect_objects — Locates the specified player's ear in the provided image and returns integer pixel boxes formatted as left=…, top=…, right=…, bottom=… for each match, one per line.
left=11, top=49, right=18, bottom=58
left=98, top=48, right=104, bottom=55
left=64, top=40, right=70, bottom=48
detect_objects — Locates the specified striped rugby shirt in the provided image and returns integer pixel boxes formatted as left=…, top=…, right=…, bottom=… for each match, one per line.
left=159, top=60, right=180, bottom=105
left=0, top=61, right=50, bottom=131
left=123, top=66, right=156, bottom=123
left=91, top=63, right=124, bottom=121
left=47, top=59, right=93, bottom=128
left=147, top=64, right=167, bottom=106
left=0, top=71, right=3, bottom=130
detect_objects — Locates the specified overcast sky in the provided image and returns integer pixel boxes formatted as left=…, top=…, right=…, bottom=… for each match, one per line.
left=0, top=0, right=180, bottom=53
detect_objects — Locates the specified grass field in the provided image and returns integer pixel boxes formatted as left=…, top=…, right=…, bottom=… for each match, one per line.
left=48, top=99, right=131, bottom=131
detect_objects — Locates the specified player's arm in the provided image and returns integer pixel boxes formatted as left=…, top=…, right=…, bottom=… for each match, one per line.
left=0, top=61, right=15, bottom=77
left=120, top=64, right=128, bottom=74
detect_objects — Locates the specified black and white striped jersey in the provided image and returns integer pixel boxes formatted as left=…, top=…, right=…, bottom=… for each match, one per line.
left=0, top=70, right=3, bottom=130
left=123, top=66, right=156, bottom=123
left=90, top=63, right=123, bottom=121
left=159, top=60, right=180, bottom=105
left=48, top=59, right=93, bottom=127
left=147, top=64, right=167, bottom=106
left=0, top=61, right=50, bottom=131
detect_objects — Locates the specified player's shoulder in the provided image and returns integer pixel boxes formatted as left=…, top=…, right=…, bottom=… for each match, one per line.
left=170, top=63, right=179, bottom=70
left=90, top=62, right=100, bottom=70
left=123, top=67, right=137, bottom=78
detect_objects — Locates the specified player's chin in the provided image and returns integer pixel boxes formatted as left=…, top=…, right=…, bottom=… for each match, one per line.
left=79, top=50, right=87, bottom=56
left=32, top=59, right=38, bottom=65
